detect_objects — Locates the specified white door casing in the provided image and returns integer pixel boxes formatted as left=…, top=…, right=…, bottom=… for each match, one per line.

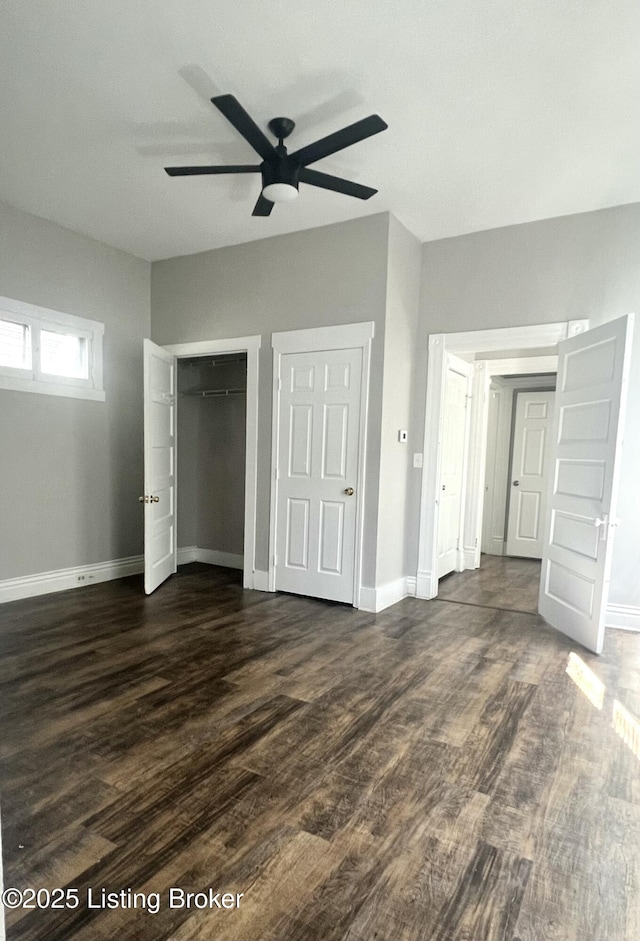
left=417, top=321, right=587, bottom=600
left=143, top=339, right=177, bottom=594
left=437, top=357, right=473, bottom=578
left=275, top=347, right=362, bottom=603
left=505, top=390, right=554, bottom=559
left=538, top=314, right=634, bottom=654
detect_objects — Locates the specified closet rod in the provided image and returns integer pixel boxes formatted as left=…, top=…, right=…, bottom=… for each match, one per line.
left=182, top=388, right=246, bottom=397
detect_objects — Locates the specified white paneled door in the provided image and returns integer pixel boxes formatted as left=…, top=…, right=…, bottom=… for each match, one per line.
left=539, top=315, right=633, bottom=654
left=505, top=390, right=554, bottom=559
left=275, top=348, right=362, bottom=603
left=437, top=357, right=472, bottom=579
left=143, top=339, right=177, bottom=594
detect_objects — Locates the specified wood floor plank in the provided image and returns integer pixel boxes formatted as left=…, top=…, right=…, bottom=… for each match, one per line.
left=1, top=561, right=639, bottom=941
left=430, top=838, right=532, bottom=941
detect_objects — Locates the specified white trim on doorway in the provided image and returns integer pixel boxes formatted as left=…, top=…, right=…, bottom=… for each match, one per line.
left=269, top=321, right=375, bottom=608
left=164, top=335, right=261, bottom=590
left=416, top=320, right=588, bottom=600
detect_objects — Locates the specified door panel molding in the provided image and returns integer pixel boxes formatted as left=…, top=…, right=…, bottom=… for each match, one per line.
left=143, top=339, right=177, bottom=594
left=270, top=322, right=375, bottom=607
left=437, top=355, right=473, bottom=579
left=538, top=314, right=634, bottom=653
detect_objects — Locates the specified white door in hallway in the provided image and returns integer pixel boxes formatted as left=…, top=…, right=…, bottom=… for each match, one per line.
left=437, top=356, right=472, bottom=579
left=143, top=339, right=177, bottom=594
left=538, top=314, right=633, bottom=654
left=506, top=390, right=554, bottom=559
left=275, top=348, right=362, bottom=603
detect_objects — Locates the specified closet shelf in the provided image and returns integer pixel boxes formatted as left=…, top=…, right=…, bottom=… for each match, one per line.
left=182, top=388, right=246, bottom=397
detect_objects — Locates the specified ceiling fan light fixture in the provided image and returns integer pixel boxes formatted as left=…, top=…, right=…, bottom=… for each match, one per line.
left=262, top=181, right=299, bottom=202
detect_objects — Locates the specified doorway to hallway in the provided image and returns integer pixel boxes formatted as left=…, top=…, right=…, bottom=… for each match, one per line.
left=437, top=555, right=541, bottom=616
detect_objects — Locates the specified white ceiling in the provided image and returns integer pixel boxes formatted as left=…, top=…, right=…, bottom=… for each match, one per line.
left=2, top=0, right=639, bottom=261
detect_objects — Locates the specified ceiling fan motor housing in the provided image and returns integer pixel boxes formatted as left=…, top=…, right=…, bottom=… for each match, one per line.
left=261, top=152, right=300, bottom=194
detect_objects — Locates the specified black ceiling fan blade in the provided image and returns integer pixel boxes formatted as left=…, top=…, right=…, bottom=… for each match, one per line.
left=252, top=192, right=274, bottom=216
left=165, top=165, right=261, bottom=176
left=291, top=114, right=387, bottom=166
left=298, top=167, right=377, bottom=200
left=212, top=94, right=278, bottom=162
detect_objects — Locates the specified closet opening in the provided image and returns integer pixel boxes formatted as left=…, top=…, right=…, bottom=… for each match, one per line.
left=176, top=353, right=248, bottom=573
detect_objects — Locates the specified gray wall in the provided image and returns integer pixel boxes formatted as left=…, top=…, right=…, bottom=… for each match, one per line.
left=414, top=202, right=640, bottom=608
left=376, top=215, right=422, bottom=587
left=197, top=395, right=246, bottom=554
left=152, top=214, right=390, bottom=585
left=0, top=201, right=150, bottom=580
left=176, top=391, right=199, bottom=548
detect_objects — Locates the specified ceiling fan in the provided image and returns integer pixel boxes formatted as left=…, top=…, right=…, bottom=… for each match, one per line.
left=165, top=94, right=388, bottom=217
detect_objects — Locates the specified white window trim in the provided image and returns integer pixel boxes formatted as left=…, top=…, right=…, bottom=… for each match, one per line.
left=0, top=295, right=105, bottom=401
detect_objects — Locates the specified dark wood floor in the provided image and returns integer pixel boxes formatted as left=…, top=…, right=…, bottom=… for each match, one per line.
left=0, top=563, right=639, bottom=941
left=438, top=555, right=542, bottom=614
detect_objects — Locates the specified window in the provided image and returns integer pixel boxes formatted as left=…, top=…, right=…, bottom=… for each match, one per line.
left=0, top=320, right=33, bottom=370
left=0, top=295, right=104, bottom=401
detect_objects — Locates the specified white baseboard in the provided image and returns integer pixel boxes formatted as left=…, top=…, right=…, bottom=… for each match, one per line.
left=0, top=555, right=144, bottom=605
left=462, top=548, right=479, bottom=569
left=177, top=546, right=198, bottom=565
left=607, top=603, right=640, bottom=632
left=252, top=570, right=270, bottom=592
left=195, top=548, right=243, bottom=570
left=358, top=576, right=411, bottom=613
left=177, top=546, right=243, bottom=570
left=415, top=569, right=437, bottom=600
left=357, top=586, right=377, bottom=611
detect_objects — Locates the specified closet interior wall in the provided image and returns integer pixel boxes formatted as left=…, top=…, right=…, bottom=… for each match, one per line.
left=177, top=355, right=247, bottom=567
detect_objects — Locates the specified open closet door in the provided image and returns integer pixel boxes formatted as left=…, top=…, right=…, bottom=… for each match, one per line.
left=538, top=314, right=634, bottom=653
left=142, top=339, right=177, bottom=594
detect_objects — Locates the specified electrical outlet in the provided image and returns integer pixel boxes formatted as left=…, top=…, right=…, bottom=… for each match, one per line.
left=413, top=453, right=423, bottom=468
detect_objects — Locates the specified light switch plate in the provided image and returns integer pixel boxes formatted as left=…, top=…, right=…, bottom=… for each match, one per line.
left=398, top=430, right=408, bottom=443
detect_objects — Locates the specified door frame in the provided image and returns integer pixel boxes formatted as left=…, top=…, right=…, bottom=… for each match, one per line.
left=163, top=334, right=261, bottom=590
left=416, top=320, right=589, bottom=599
left=269, top=321, right=375, bottom=607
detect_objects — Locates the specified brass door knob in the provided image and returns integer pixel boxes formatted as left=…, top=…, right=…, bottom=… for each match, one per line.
left=139, top=495, right=148, bottom=503
left=513, top=480, right=520, bottom=487
left=150, top=495, right=160, bottom=503
left=344, top=487, right=354, bottom=496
